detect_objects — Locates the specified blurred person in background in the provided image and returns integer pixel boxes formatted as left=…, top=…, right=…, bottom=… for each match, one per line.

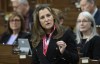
left=52, top=8, right=64, bottom=25
left=80, top=0, right=100, bottom=25
left=0, top=12, right=30, bottom=45
left=75, top=11, right=100, bottom=59
left=10, top=0, right=34, bottom=33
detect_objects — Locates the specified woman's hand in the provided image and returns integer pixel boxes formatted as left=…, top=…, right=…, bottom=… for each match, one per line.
left=56, top=41, right=67, bottom=54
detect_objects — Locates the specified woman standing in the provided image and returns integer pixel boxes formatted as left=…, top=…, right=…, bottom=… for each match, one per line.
left=32, top=4, right=79, bottom=64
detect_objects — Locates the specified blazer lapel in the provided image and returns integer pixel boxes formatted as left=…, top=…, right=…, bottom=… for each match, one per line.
left=4, top=34, right=11, bottom=44
left=36, top=41, right=51, bottom=64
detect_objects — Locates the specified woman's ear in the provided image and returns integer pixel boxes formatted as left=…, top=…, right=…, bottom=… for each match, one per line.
left=60, top=19, right=64, bottom=25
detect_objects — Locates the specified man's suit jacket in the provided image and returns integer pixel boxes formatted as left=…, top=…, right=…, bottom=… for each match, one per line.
left=24, top=8, right=34, bottom=32
left=94, top=9, right=100, bottom=25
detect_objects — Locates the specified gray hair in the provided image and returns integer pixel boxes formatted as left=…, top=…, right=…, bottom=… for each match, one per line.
left=80, top=0, right=96, bottom=4
left=75, top=11, right=98, bottom=44
left=18, top=0, right=28, bottom=4
left=87, top=0, right=96, bottom=3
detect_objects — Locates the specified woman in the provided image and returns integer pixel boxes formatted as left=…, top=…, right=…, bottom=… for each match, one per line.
left=75, top=11, right=100, bottom=59
left=32, top=4, right=79, bottom=64
left=0, top=12, right=30, bottom=45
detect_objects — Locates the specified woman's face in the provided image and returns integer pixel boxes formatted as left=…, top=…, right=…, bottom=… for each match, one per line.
left=9, top=16, right=21, bottom=31
left=77, top=15, right=92, bottom=32
left=39, top=8, right=54, bottom=31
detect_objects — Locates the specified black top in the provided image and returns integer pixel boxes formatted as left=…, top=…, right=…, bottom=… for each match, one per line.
left=32, top=28, right=79, bottom=64
left=0, top=31, right=31, bottom=45
left=78, top=39, right=87, bottom=48
left=78, top=36, right=100, bottom=60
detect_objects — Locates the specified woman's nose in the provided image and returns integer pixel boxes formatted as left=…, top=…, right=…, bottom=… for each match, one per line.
left=44, top=17, right=49, bottom=21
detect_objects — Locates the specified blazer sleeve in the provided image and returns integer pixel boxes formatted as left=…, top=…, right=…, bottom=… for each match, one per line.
left=32, top=48, right=40, bottom=64
left=0, top=32, right=9, bottom=44
left=60, top=29, right=79, bottom=64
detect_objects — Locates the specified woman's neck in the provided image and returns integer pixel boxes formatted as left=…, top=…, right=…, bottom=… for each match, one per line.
left=13, top=29, right=20, bottom=35
left=45, top=26, right=55, bottom=34
left=46, top=29, right=52, bottom=34
left=82, top=30, right=92, bottom=39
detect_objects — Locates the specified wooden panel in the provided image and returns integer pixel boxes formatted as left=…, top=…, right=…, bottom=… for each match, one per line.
left=96, top=0, right=100, bottom=8
left=0, top=0, right=1, bottom=11
left=0, top=55, right=32, bottom=64
left=0, top=55, right=19, bottom=64
left=0, top=14, right=6, bottom=35
left=0, top=45, right=32, bottom=64
left=0, top=45, right=13, bottom=55
left=46, top=0, right=80, bottom=28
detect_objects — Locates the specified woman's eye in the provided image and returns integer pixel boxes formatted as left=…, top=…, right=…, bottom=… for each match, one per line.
left=40, top=16, right=44, bottom=19
left=77, top=20, right=81, bottom=23
left=46, top=14, right=51, bottom=17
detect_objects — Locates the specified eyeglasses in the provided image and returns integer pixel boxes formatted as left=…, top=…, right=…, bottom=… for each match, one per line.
left=77, top=19, right=89, bottom=23
left=10, top=19, right=20, bottom=22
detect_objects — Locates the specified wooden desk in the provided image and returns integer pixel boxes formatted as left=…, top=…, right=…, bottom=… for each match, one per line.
left=79, top=57, right=100, bottom=64
left=0, top=45, right=32, bottom=64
